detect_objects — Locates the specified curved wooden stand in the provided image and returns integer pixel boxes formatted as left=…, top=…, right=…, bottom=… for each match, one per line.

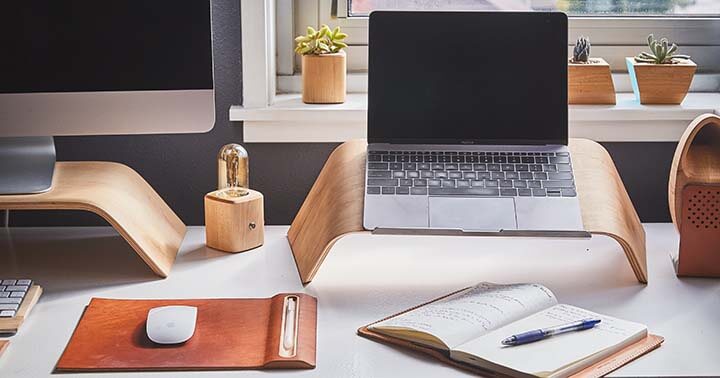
left=0, top=162, right=186, bottom=277
left=288, top=139, right=647, bottom=285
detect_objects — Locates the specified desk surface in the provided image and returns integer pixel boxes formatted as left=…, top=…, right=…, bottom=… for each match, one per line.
left=0, top=224, right=716, bottom=377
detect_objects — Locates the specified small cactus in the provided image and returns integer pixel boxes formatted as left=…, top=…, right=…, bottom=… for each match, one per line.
left=294, top=25, right=348, bottom=56
left=571, top=36, right=590, bottom=63
left=634, top=34, right=690, bottom=64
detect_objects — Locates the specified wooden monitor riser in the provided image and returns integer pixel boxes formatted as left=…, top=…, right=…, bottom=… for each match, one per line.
left=0, top=162, right=186, bottom=278
left=288, top=138, right=647, bottom=285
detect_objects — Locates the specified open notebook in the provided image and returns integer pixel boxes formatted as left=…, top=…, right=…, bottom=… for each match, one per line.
left=363, top=283, right=660, bottom=378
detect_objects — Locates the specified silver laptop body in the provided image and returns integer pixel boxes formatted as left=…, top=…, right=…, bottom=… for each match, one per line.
left=363, top=11, right=585, bottom=235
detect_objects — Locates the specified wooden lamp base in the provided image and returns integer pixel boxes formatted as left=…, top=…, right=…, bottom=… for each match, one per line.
left=204, top=188, right=264, bottom=253
left=288, top=138, right=648, bottom=285
left=0, top=162, right=186, bottom=277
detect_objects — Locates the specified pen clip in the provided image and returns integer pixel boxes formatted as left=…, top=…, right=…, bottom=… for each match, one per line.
left=278, top=295, right=299, bottom=358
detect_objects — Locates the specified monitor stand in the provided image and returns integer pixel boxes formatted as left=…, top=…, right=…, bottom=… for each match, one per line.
left=0, top=158, right=186, bottom=277
left=0, top=137, right=56, bottom=195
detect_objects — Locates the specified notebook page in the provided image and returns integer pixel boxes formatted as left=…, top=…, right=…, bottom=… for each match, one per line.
left=453, top=304, right=647, bottom=377
left=370, top=283, right=557, bottom=349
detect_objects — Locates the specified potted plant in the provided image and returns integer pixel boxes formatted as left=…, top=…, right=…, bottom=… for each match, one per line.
left=627, top=34, right=696, bottom=104
left=568, top=36, right=616, bottom=105
left=295, top=25, right=348, bottom=104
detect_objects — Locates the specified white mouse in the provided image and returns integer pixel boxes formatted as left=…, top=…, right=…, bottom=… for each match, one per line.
left=146, top=305, right=198, bottom=344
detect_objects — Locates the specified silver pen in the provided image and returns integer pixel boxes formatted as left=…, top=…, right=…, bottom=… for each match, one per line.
left=283, top=297, right=297, bottom=351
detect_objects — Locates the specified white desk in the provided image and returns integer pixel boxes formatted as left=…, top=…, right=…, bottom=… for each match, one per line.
left=0, top=224, right=717, bottom=377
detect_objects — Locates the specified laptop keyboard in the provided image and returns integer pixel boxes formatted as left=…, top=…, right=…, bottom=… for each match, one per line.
left=0, top=279, right=32, bottom=317
left=366, top=150, right=576, bottom=197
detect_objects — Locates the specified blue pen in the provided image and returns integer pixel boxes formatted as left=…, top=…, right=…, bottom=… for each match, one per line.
left=501, top=318, right=601, bottom=346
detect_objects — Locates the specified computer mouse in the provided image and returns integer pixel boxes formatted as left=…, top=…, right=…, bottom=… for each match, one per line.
left=146, top=305, right=197, bottom=344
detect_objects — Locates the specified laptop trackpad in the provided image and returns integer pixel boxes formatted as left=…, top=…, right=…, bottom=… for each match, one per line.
left=429, top=197, right=517, bottom=231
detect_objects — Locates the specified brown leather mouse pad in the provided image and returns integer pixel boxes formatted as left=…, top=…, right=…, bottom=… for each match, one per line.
left=56, top=294, right=316, bottom=372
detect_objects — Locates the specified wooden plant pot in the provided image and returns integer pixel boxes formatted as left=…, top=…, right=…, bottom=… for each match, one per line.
left=568, top=58, right=616, bottom=105
left=669, top=114, right=720, bottom=277
left=626, top=57, right=696, bottom=105
left=301, top=52, right=346, bottom=104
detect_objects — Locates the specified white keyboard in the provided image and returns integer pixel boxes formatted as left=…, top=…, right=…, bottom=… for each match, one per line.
left=0, top=279, right=32, bottom=318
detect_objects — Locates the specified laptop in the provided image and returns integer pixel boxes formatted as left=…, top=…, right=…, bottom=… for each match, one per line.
left=364, top=11, right=585, bottom=235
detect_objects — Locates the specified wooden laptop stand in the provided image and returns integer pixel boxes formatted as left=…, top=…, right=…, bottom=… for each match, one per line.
left=0, top=162, right=186, bottom=278
left=288, top=138, right=647, bottom=285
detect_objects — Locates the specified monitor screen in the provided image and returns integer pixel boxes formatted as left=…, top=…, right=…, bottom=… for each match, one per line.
left=0, top=0, right=214, bottom=136
left=368, top=11, right=568, bottom=145
left=0, top=0, right=213, bottom=94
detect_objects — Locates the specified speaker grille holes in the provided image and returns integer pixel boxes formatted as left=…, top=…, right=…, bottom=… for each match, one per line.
left=688, top=189, right=720, bottom=229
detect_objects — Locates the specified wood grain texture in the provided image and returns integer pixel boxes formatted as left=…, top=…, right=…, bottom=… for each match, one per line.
left=669, top=114, right=720, bottom=230
left=0, top=162, right=186, bottom=278
left=204, top=189, right=264, bottom=253
left=56, top=294, right=317, bottom=372
left=570, top=139, right=647, bottom=283
left=568, top=58, right=616, bottom=105
left=627, top=57, right=696, bottom=104
left=668, top=114, right=720, bottom=277
left=288, top=139, right=648, bottom=284
left=0, top=285, right=42, bottom=333
left=287, top=139, right=368, bottom=284
left=301, top=52, right=346, bottom=104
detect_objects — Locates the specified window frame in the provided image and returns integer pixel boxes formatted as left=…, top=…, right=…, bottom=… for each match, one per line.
left=238, top=1, right=720, bottom=143
left=324, top=0, right=720, bottom=44
left=247, top=0, right=720, bottom=107
left=287, top=0, right=720, bottom=74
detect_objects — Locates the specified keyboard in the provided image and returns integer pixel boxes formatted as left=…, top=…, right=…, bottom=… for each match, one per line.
left=0, top=279, right=33, bottom=318
left=366, top=150, right=576, bottom=197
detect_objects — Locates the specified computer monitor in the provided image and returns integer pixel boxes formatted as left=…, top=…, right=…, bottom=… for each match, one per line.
left=0, top=0, right=215, bottom=194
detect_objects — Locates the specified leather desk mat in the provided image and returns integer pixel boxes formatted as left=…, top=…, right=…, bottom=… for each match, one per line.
left=56, top=294, right=317, bottom=372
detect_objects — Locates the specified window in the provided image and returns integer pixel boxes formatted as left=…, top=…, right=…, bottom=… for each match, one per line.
left=238, top=0, right=720, bottom=143
left=281, top=0, right=720, bottom=93
left=346, top=0, right=719, bottom=17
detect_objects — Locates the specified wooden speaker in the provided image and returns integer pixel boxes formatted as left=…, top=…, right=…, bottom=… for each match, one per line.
left=669, top=113, right=720, bottom=277
left=204, top=188, right=264, bottom=253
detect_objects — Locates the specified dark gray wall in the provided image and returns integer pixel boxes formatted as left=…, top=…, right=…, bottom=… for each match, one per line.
left=602, top=142, right=677, bottom=222
left=11, top=0, right=677, bottom=226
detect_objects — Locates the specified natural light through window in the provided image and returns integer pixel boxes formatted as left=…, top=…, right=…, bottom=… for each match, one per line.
left=348, top=0, right=720, bottom=17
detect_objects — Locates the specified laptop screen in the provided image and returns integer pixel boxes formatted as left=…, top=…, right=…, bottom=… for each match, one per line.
left=368, top=11, right=568, bottom=146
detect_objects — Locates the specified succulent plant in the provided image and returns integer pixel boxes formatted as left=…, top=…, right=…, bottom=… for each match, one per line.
left=634, top=34, right=690, bottom=64
left=294, top=25, right=348, bottom=56
left=571, top=36, right=590, bottom=63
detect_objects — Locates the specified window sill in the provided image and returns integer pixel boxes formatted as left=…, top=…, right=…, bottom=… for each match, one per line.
left=230, top=93, right=720, bottom=143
